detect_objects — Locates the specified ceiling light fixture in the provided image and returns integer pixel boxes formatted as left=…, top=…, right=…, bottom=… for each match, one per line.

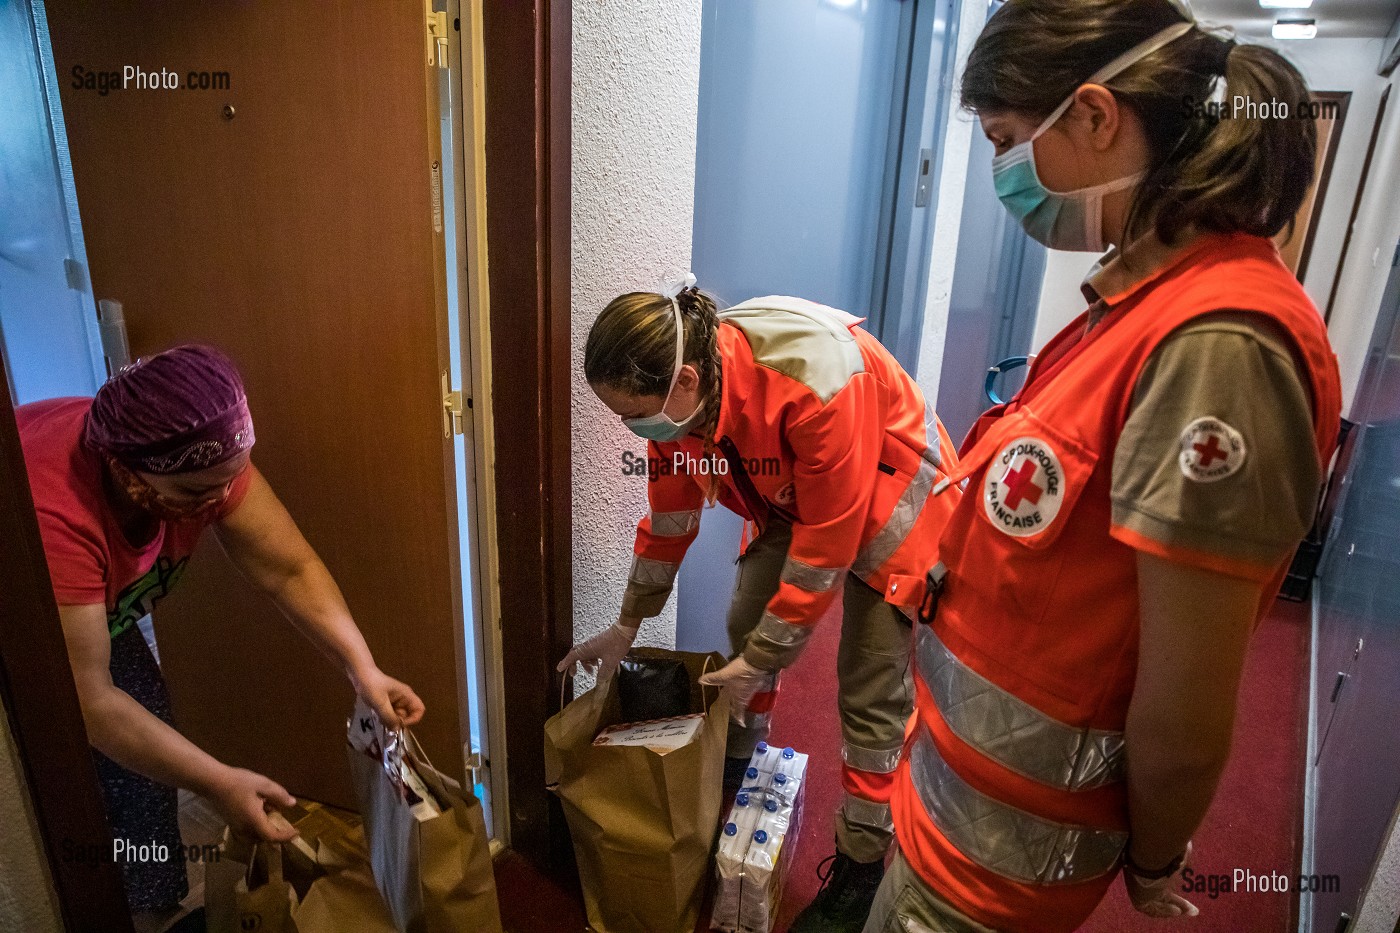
left=1260, top=0, right=1314, bottom=9
left=1273, top=18, right=1318, bottom=39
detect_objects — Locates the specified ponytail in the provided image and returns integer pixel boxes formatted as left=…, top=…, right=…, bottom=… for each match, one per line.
left=1137, top=43, right=1316, bottom=243
left=677, top=287, right=725, bottom=503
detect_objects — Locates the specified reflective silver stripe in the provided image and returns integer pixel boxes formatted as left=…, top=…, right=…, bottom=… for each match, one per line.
left=909, top=729, right=1126, bottom=885
left=842, top=741, right=902, bottom=775
left=852, top=455, right=941, bottom=578
left=780, top=556, right=847, bottom=593
left=754, top=610, right=813, bottom=649
left=916, top=626, right=1125, bottom=791
left=923, top=402, right=943, bottom=468
left=840, top=791, right=894, bottom=832
left=650, top=509, right=701, bottom=537
left=628, top=556, right=679, bottom=587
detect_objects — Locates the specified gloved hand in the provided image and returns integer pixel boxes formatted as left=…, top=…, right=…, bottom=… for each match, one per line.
left=698, top=656, right=773, bottom=719
left=556, top=621, right=640, bottom=681
left=1124, top=842, right=1199, bottom=918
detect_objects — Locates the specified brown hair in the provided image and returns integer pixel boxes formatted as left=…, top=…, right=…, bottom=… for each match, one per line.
left=585, top=287, right=725, bottom=500
left=962, top=0, right=1317, bottom=245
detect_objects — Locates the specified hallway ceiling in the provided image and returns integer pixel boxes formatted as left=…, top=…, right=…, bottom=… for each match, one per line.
left=1191, top=0, right=1400, bottom=38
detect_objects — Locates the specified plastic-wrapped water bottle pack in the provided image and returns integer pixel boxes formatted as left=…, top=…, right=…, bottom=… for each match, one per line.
left=712, top=743, right=809, bottom=933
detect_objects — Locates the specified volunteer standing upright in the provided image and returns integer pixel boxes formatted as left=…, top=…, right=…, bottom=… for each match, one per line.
left=866, top=2, right=1344, bottom=932
left=561, top=279, right=961, bottom=929
left=17, top=346, right=424, bottom=915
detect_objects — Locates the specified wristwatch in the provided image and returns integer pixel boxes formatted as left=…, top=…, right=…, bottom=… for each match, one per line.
left=1124, top=848, right=1186, bottom=880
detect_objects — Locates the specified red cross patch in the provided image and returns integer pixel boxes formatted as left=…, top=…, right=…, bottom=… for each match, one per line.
left=1179, top=417, right=1247, bottom=483
left=983, top=437, right=1065, bottom=538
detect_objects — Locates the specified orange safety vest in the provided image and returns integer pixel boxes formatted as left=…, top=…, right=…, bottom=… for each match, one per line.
left=891, top=234, right=1343, bottom=932
left=622, top=297, right=961, bottom=809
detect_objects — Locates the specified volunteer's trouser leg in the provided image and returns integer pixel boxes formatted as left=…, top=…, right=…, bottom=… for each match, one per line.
left=94, top=624, right=189, bottom=912
left=723, top=521, right=790, bottom=758
left=862, top=850, right=1003, bottom=933
left=834, top=576, right=913, bottom=864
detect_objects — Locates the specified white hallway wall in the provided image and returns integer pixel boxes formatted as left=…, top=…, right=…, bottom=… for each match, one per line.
left=570, top=0, right=703, bottom=663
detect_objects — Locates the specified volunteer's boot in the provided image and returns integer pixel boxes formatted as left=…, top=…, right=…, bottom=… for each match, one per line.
left=789, top=851, right=885, bottom=933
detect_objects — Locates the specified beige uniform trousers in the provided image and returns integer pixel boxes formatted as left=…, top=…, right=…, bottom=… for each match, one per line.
left=725, top=518, right=913, bottom=863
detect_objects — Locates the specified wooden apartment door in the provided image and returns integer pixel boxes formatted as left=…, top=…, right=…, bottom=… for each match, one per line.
left=47, top=1, right=468, bottom=808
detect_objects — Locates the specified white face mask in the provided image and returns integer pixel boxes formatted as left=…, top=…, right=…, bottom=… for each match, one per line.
left=991, top=21, right=1195, bottom=253
left=622, top=275, right=704, bottom=443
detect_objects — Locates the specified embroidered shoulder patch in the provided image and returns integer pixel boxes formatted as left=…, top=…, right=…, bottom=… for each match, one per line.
left=1178, top=417, right=1247, bottom=483
left=983, top=437, right=1065, bottom=538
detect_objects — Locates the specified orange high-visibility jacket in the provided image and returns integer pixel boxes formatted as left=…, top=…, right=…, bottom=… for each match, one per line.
left=619, top=297, right=961, bottom=670
left=891, top=235, right=1343, bottom=933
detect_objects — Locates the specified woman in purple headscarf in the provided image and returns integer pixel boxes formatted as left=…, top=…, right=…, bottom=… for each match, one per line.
left=17, top=345, right=424, bottom=914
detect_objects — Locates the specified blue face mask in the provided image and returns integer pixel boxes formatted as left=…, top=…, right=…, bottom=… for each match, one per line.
left=991, top=21, right=1195, bottom=253
left=622, top=293, right=704, bottom=443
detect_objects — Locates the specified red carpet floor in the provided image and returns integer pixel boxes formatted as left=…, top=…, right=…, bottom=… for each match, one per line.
left=497, top=599, right=1311, bottom=932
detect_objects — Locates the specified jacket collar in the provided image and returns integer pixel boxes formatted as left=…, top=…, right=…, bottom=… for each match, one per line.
left=1081, top=227, right=1215, bottom=311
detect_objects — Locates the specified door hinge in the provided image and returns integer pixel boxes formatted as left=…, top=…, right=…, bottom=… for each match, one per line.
left=464, top=747, right=484, bottom=786
left=65, top=257, right=86, bottom=291
left=426, top=2, right=450, bottom=69
left=442, top=370, right=465, bottom=437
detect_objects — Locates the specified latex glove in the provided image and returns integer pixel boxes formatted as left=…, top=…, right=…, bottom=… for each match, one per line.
left=1125, top=842, right=1199, bottom=918
left=351, top=666, right=426, bottom=730
left=557, top=622, right=640, bottom=680
left=698, top=656, right=772, bottom=715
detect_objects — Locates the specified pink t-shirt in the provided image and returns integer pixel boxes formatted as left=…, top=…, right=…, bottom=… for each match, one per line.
left=17, top=397, right=252, bottom=637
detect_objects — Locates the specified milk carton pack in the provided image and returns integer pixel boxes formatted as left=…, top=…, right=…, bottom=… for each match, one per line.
left=712, top=743, right=809, bottom=933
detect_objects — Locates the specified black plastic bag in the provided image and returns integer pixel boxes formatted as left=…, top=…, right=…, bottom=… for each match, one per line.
left=616, top=648, right=692, bottom=723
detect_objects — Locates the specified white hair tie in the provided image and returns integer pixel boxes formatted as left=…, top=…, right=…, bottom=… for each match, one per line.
left=659, top=271, right=697, bottom=300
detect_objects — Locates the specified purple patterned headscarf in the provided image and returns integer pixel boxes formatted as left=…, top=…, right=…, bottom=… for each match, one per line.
left=84, top=345, right=256, bottom=474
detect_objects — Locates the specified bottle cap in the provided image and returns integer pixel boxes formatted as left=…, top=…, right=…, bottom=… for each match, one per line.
left=736, top=793, right=750, bottom=807
left=754, top=830, right=768, bottom=844
left=782, top=747, right=795, bottom=759
left=773, top=773, right=788, bottom=785
left=764, top=798, right=778, bottom=812
left=746, top=767, right=759, bottom=779
left=756, top=741, right=768, bottom=753
left=724, top=822, right=737, bottom=836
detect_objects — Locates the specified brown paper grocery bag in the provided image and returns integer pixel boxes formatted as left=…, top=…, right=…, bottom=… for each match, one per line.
left=348, top=726, right=503, bottom=933
left=295, top=861, right=398, bottom=933
left=206, top=830, right=299, bottom=933
left=545, top=649, right=729, bottom=933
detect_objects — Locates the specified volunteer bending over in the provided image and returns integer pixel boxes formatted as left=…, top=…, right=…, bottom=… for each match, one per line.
left=560, top=279, right=960, bottom=931
left=17, top=346, right=424, bottom=913
left=869, top=2, right=1342, bottom=932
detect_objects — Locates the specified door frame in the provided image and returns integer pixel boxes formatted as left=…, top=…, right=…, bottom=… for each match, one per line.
left=0, top=346, right=133, bottom=932
left=868, top=0, right=965, bottom=373
left=477, top=0, right=575, bottom=865
left=0, top=10, right=573, bottom=931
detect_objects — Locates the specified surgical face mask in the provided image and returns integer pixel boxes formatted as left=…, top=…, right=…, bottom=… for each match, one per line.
left=622, top=291, right=705, bottom=443
left=992, top=21, right=1195, bottom=253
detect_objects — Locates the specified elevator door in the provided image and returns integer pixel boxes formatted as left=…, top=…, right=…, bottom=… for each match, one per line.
left=46, top=1, right=471, bottom=809
left=681, top=0, right=959, bottom=652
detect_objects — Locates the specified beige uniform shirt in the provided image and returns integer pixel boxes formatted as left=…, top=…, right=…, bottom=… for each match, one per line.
left=1081, top=234, right=1321, bottom=579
